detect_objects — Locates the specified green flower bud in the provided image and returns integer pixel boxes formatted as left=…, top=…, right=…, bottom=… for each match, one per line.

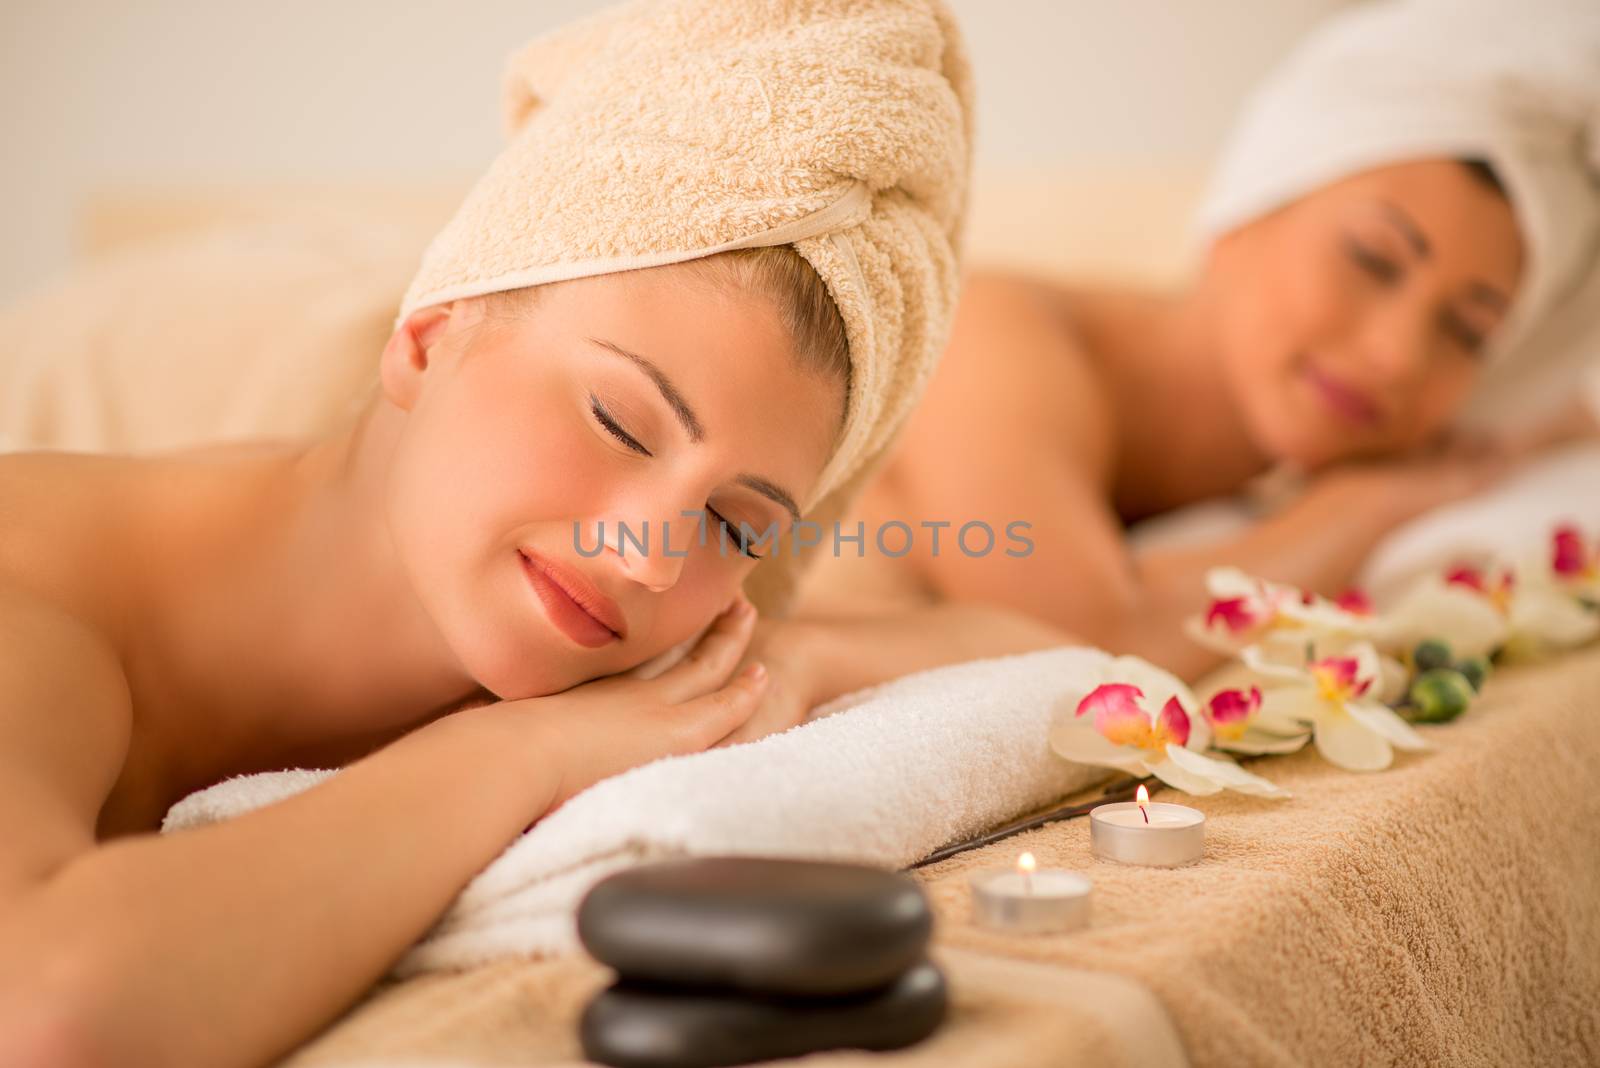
left=1413, top=639, right=1453, bottom=673
left=1408, top=668, right=1474, bottom=723
left=1456, top=656, right=1490, bottom=693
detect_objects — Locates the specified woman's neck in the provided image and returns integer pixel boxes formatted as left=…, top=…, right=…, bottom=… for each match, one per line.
left=131, top=400, right=487, bottom=782
left=1067, top=285, right=1273, bottom=520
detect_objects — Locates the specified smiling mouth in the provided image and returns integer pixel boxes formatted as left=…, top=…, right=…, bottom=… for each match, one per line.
left=517, top=550, right=625, bottom=648
left=1302, top=363, right=1382, bottom=427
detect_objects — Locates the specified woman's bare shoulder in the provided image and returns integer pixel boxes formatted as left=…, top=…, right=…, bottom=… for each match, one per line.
left=917, top=269, right=1120, bottom=480
left=0, top=565, right=135, bottom=857
left=0, top=451, right=130, bottom=590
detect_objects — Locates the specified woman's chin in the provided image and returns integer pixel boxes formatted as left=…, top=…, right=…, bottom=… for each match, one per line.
left=1250, top=407, right=1358, bottom=472
left=453, top=632, right=593, bottom=702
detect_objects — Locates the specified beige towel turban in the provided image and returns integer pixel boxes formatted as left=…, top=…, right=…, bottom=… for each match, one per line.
left=398, top=0, right=973, bottom=613
left=1192, top=0, right=1600, bottom=425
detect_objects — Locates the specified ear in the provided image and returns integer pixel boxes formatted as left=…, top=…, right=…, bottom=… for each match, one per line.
left=379, top=304, right=457, bottom=412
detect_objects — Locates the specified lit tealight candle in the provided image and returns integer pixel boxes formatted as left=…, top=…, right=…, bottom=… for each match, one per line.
left=970, top=852, right=1092, bottom=933
left=1089, top=785, right=1205, bottom=867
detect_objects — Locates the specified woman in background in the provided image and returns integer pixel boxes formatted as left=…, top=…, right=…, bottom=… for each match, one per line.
left=795, top=0, right=1600, bottom=682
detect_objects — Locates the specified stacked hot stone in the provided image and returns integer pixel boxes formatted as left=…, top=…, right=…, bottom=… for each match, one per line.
left=577, top=857, right=946, bottom=1068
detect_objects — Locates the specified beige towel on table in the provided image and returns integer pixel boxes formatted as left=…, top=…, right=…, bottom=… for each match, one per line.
left=280, top=648, right=1600, bottom=1068
left=399, top=0, right=975, bottom=615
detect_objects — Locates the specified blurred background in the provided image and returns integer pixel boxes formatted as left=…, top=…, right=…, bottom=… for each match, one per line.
left=0, top=0, right=1352, bottom=305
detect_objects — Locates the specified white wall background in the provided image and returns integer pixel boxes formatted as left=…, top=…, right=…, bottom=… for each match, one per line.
left=0, top=0, right=1350, bottom=304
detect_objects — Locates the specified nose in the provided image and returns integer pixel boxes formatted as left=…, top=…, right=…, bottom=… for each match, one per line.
left=1359, top=298, right=1435, bottom=387
left=613, top=507, right=701, bottom=593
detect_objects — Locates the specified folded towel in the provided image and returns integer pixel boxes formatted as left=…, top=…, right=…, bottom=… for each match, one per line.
left=1192, top=0, right=1600, bottom=430
left=397, top=0, right=974, bottom=616
left=1130, top=442, right=1600, bottom=600
left=1358, top=440, right=1600, bottom=599
left=163, top=646, right=1117, bottom=978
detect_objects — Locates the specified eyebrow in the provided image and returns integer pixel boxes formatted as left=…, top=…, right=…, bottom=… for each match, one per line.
left=1378, top=200, right=1431, bottom=259
left=586, top=336, right=804, bottom=523
left=736, top=474, right=802, bottom=524
left=588, top=336, right=704, bottom=443
left=1374, top=201, right=1511, bottom=315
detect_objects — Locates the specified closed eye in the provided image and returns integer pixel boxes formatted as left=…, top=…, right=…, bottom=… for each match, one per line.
left=590, top=396, right=651, bottom=456
left=707, top=506, right=765, bottom=560
left=1439, top=310, right=1487, bottom=355
left=1345, top=238, right=1400, bottom=285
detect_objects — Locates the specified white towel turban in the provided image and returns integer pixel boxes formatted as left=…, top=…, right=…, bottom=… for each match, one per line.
left=396, top=0, right=975, bottom=613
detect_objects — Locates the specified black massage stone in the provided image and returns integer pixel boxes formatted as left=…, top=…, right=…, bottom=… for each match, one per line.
left=579, top=959, right=947, bottom=1068
left=576, top=857, right=933, bottom=996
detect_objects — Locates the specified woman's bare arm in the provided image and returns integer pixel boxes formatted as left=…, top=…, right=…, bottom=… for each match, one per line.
left=0, top=592, right=765, bottom=1068
left=0, top=707, right=561, bottom=1068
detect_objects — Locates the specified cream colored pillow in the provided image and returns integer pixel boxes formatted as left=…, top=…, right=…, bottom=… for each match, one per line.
left=0, top=169, right=1205, bottom=456
left=0, top=213, right=437, bottom=455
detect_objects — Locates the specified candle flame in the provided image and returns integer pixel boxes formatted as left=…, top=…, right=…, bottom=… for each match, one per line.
left=1136, top=784, right=1150, bottom=805
left=1016, top=852, right=1038, bottom=875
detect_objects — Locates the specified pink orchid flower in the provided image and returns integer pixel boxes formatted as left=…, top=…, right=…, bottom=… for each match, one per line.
left=1187, top=567, right=1377, bottom=662
left=1201, top=686, right=1311, bottom=755
left=1078, top=683, right=1190, bottom=750
left=1334, top=588, right=1374, bottom=616
left=1049, top=656, right=1288, bottom=798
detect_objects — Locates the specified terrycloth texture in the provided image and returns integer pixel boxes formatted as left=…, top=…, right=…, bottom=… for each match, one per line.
left=277, top=647, right=1600, bottom=1067
left=163, top=647, right=1118, bottom=978
left=283, top=646, right=1600, bottom=1068
left=396, top=0, right=974, bottom=615
left=279, top=948, right=1187, bottom=1068
left=279, top=947, right=1186, bottom=1068
left=920, top=643, right=1600, bottom=1067
left=1193, top=0, right=1600, bottom=429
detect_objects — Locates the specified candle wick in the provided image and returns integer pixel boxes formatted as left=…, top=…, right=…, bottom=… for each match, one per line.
left=1139, top=805, right=1149, bottom=825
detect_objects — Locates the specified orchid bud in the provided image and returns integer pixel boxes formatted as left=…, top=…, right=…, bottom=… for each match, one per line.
left=1412, top=639, right=1453, bottom=673
left=1408, top=668, right=1474, bottom=723
left=1456, top=656, right=1490, bottom=693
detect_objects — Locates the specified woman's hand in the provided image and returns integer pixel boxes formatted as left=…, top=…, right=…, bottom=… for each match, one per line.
left=477, top=596, right=770, bottom=811
left=713, top=617, right=822, bottom=748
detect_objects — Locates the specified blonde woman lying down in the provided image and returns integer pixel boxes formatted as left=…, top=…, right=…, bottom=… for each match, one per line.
left=0, top=2, right=1031, bottom=1064
left=796, top=0, right=1600, bottom=683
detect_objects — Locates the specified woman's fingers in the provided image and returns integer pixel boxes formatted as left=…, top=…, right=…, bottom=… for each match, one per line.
left=650, top=596, right=757, bottom=703
left=675, top=662, right=767, bottom=751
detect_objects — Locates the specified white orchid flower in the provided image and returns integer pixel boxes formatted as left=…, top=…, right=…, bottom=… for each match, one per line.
left=1049, top=655, right=1289, bottom=798
left=1389, top=539, right=1598, bottom=662
left=1500, top=526, right=1600, bottom=659
left=1186, top=567, right=1378, bottom=666
left=1375, top=569, right=1510, bottom=661
left=1241, top=642, right=1430, bottom=772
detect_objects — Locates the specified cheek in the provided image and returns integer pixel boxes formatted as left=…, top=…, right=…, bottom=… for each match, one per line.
left=1395, top=365, right=1479, bottom=447
left=401, top=364, right=610, bottom=540
left=628, top=540, right=758, bottom=654
left=1217, top=215, right=1369, bottom=372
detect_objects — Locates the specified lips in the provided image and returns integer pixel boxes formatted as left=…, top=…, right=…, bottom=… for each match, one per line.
left=1303, top=363, right=1382, bottom=426
left=517, top=550, right=626, bottom=648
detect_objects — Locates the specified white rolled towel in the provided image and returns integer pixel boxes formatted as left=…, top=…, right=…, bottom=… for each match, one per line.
left=163, top=646, right=1117, bottom=978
